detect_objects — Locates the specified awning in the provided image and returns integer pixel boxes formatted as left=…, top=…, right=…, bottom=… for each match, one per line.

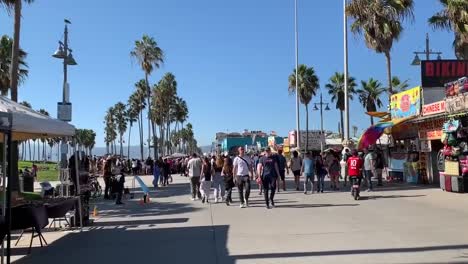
left=357, top=117, right=414, bottom=150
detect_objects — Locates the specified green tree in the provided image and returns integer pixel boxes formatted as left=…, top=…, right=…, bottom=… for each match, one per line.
left=357, top=78, right=386, bottom=125
left=429, top=0, right=468, bottom=59
left=288, top=64, right=319, bottom=152
left=325, top=72, right=357, bottom=141
left=104, top=107, right=117, bottom=154
left=0, top=35, right=27, bottom=96
left=391, top=76, right=410, bottom=93
left=131, top=35, right=164, bottom=159
left=113, top=102, right=128, bottom=157
left=346, top=0, right=414, bottom=99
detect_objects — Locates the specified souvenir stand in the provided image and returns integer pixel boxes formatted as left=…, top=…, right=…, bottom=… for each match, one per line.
left=0, top=97, right=77, bottom=263
left=439, top=77, right=468, bottom=193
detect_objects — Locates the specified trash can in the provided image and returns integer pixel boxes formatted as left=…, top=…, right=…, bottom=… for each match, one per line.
left=22, top=176, right=34, bottom=192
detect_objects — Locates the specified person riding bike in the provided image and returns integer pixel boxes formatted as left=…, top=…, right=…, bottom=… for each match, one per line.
left=347, top=150, right=363, bottom=193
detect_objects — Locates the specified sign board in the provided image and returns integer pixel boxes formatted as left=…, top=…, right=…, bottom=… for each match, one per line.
left=288, top=130, right=297, bottom=147
left=390, top=87, right=421, bottom=120
left=283, top=138, right=290, bottom=147
left=299, top=130, right=325, bottom=150
left=418, top=118, right=444, bottom=140
left=421, top=60, right=468, bottom=87
left=422, top=100, right=445, bottom=116
left=420, top=140, right=432, bottom=152
left=444, top=160, right=459, bottom=176
left=268, top=136, right=276, bottom=147
left=446, top=94, right=465, bottom=114
left=0, top=112, right=11, bottom=131
left=57, top=102, right=72, bottom=122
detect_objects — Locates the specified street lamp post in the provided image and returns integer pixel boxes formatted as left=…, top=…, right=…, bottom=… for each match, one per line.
left=313, top=93, right=330, bottom=153
left=411, top=33, right=442, bottom=65
left=343, top=0, right=350, bottom=147
left=294, top=0, right=301, bottom=150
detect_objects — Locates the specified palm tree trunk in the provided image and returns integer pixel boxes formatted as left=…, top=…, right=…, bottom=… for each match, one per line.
left=106, top=143, right=109, bottom=155
left=128, top=123, right=132, bottom=159
left=385, top=51, right=393, bottom=101
left=340, top=110, right=344, bottom=141
left=305, top=104, right=309, bottom=153
left=370, top=116, right=374, bottom=126
left=119, top=134, right=123, bottom=157
left=145, top=74, right=158, bottom=159
left=139, top=110, right=144, bottom=160
left=10, top=0, right=21, bottom=102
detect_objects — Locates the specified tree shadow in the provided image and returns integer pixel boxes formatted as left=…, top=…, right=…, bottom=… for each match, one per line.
left=275, top=203, right=359, bottom=209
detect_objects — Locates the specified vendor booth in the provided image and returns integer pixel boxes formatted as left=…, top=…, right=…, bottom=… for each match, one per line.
left=0, top=97, right=77, bottom=263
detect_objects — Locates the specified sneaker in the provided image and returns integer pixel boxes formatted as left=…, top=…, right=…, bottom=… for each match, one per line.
left=202, top=196, right=206, bottom=203
left=296, top=187, right=299, bottom=191
left=304, top=191, right=307, bottom=195
left=367, top=189, right=373, bottom=192
left=271, top=200, right=275, bottom=207
left=226, top=199, right=230, bottom=206
left=214, top=198, right=218, bottom=203
left=321, top=190, right=324, bottom=193
left=258, top=191, right=262, bottom=195
left=240, top=203, right=246, bottom=208
left=266, top=205, right=271, bottom=209
left=245, top=201, right=249, bottom=207
left=191, top=198, right=195, bottom=201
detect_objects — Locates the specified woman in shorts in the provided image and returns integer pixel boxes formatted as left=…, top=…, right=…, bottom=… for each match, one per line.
left=290, top=151, right=302, bottom=191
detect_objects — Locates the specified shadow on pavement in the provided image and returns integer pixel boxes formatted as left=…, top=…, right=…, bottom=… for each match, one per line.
left=232, top=244, right=468, bottom=261
left=14, top=225, right=234, bottom=264
left=90, top=217, right=188, bottom=227
left=358, top=194, right=427, bottom=200
left=94, top=200, right=201, bottom=218
left=276, top=203, right=359, bottom=209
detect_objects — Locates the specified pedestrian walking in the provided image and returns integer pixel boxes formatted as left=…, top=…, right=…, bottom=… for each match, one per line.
left=341, top=148, right=351, bottom=187
left=257, top=147, right=281, bottom=209
left=200, top=157, right=212, bottom=203
left=315, top=155, right=327, bottom=193
left=375, top=148, right=384, bottom=186
left=329, top=155, right=341, bottom=190
left=152, top=160, right=161, bottom=188
left=103, top=157, right=112, bottom=199
left=363, top=148, right=376, bottom=192
left=301, top=152, right=315, bottom=194
left=254, top=153, right=263, bottom=195
left=276, top=149, right=288, bottom=192
left=290, top=151, right=302, bottom=191
left=223, top=156, right=234, bottom=206
left=187, top=153, right=202, bottom=200
left=212, top=156, right=225, bottom=203
left=233, top=146, right=253, bottom=208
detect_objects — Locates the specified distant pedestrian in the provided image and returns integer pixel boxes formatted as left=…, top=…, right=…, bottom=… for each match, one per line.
left=212, top=156, right=225, bottom=203
left=301, top=152, right=315, bottom=194
left=315, top=155, right=327, bottom=193
left=187, top=153, right=202, bottom=200
left=200, top=157, right=212, bottom=203
left=290, top=151, right=302, bottom=191
left=375, top=148, right=384, bottom=186
left=257, top=147, right=281, bottom=209
left=222, top=157, right=234, bottom=206
left=276, top=149, right=288, bottom=192
left=329, top=155, right=341, bottom=190
left=363, top=148, right=376, bottom=192
left=103, top=157, right=112, bottom=199
left=233, top=146, right=253, bottom=208
left=152, top=160, right=161, bottom=188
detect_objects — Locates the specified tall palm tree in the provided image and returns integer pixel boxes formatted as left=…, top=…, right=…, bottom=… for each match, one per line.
left=104, top=107, right=117, bottom=154
left=38, top=108, right=49, bottom=161
left=131, top=80, right=147, bottom=159
left=0, top=35, right=27, bottom=96
left=153, top=73, right=177, bottom=155
left=346, top=0, right=414, bottom=99
left=357, top=78, right=386, bottom=125
left=131, top=35, right=164, bottom=159
left=288, top=64, right=319, bottom=152
left=113, top=102, right=128, bottom=157
left=325, top=72, right=357, bottom=141
left=429, top=0, right=468, bottom=59
left=126, top=102, right=139, bottom=159
left=391, top=76, right=410, bottom=93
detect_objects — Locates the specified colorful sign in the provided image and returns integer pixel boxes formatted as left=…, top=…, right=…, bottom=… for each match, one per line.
left=418, top=118, right=444, bottom=140
left=283, top=138, right=290, bottom=147
left=421, top=60, right=468, bottom=87
left=422, top=101, right=445, bottom=116
left=268, top=136, right=276, bottom=147
left=446, top=94, right=466, bottom=114
left=390, top=87, right=421, bottom=120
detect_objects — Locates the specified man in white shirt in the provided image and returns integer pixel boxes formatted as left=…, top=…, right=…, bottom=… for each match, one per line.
left=233, top=146, right=253, bottom=208
left=187, top=153, right=202, bottom=200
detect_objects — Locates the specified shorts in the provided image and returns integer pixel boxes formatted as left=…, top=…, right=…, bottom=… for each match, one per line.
left=305, top=173, right=314, bottom=178
left=279, top=170, right=285, bottom=181
left=293, top=170, right=301, bottom=177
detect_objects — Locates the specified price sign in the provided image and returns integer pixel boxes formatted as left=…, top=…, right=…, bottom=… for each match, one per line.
left=420, top=140, right=432, bottom=152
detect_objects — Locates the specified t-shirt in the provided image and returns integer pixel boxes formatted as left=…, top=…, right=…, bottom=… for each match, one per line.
left=303, top=158, right=314, bottom=175
left=347, top=156, right=363, bottom=176
left=187, top=158, right=202, bottom=177
left=364, top=152, right=376, bottom=171
left=291, top=157, right=302, bottom=171
left=277, top=154, right=287, bottom=171
left=260, top=155, right=277, bottom=178
left=233, top=156, right=251, bottom=176
left=132, top=160, right=137, bottom=168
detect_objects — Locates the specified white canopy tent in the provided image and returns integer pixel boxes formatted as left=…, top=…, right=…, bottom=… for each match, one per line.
left=0, top=97, right=77, bottom=264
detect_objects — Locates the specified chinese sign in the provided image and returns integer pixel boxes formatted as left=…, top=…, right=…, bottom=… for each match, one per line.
left=418, top=118, right=444, bottom=140
left=391, top=87, right=421, bottom=120
left=422, top=100, right=445, bottom=116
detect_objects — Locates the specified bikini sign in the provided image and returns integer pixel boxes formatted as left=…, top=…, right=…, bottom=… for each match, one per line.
left=422, top=101, right=445, bottom=116
left=422, top=60, right=468, bottom=87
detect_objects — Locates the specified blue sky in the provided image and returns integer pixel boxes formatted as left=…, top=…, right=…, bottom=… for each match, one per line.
left=0, top=0, right=456, bottom=147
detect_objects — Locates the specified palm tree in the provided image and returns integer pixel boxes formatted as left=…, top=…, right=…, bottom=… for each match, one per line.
left=346, top=0, right=414, bottom=99
left=113, top=102, right=128, bottom=157
left=357, top=78, right=386, bottom=125
left=130, top=80, right=147, bottom=159
left=288, top=64, right=319, bottom=152
left=153, top=73, right=177, bottom=155
left=0, top=35, right=28, bottom=96
left=131, top=35, right=164, bottom=159
left=38, top=108, right=49, bottom=161
left=391, top=76, right=410, bottom=93
left=104, top=107, right=117, bottom=154
left=126, top=101, right=139, bottom=159
left=429, top=0, right=468, bottom=59
left=325, top=72, right=357, bottom=141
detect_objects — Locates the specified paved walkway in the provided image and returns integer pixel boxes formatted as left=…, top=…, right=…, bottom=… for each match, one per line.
left=12, top=174, right=468, bottom=264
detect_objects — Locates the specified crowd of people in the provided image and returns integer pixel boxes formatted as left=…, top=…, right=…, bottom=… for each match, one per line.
left=184, top=146, right=385, bottom=209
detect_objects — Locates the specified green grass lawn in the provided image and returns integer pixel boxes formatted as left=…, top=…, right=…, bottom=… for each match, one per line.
left=18, top=161, right=59, bottom=182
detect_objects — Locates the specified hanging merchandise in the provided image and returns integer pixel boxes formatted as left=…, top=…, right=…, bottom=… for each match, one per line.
left=443, top=119, right=460, bottom=133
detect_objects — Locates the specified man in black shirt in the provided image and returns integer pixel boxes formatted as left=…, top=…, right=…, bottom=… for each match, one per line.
left=257, top=147, right=281, bottom=209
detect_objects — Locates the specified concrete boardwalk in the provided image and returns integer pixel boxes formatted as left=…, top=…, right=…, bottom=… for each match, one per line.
left=12, top=174, right=468, bottom=264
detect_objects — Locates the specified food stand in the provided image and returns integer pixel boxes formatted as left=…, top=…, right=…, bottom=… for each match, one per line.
left=0, top=97, right=76, bottom=263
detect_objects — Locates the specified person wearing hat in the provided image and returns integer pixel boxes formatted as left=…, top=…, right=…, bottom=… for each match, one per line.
left=257, top=147, right=281, bottom=209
